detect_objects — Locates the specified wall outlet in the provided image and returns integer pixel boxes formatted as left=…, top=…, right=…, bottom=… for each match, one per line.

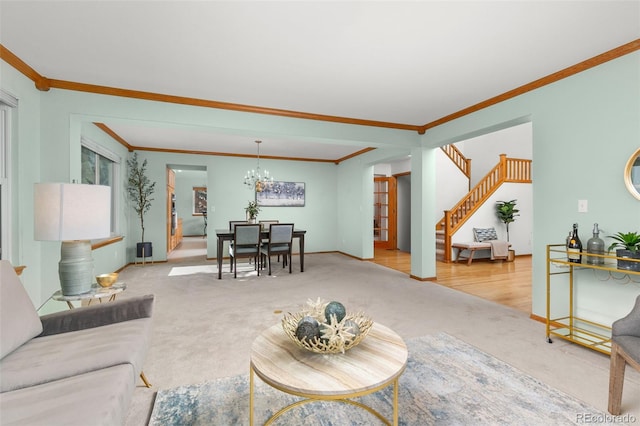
left=578, top=199, right=588, bottom=213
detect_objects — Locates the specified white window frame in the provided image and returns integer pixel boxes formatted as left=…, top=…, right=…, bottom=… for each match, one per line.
left=0, top=90, right=18, bottom=261
left=81, top=137, right=121, bottom=235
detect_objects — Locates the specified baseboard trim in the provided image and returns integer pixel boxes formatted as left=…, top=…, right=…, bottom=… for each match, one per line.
left=530, top=313, right=546, bottom=324
left=338, top=251, right=437, bottom=280
left=410, top=274, right=437, bottom=282
left=337, top=251, right=373, bottom=261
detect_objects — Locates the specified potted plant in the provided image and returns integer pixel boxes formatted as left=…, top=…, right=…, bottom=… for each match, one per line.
left=607, top=231, right=640, bottom=272
left=495, top=199, right=519, bottom=242
left=245, top=200, right=260, bottom=223
left=126, top=153, right=156, bottom=258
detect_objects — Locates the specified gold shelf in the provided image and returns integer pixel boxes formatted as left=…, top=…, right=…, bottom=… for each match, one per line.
left=547, top=315, right=612, bottom=355
left=546, top=244, right=639, bottom=356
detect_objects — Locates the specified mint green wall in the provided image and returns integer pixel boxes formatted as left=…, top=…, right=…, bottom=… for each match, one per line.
left=3, top=50, right=638, bottom=323
left=135, top=150, right=340, bottom=261
left=423, top=52, right=640, bottom=322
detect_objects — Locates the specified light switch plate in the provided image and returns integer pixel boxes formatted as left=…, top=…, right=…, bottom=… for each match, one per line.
left=578, top=199, right=588, bottom=213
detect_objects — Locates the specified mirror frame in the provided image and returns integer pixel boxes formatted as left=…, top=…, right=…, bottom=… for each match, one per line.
left=624, top=147, right=640, bottom=201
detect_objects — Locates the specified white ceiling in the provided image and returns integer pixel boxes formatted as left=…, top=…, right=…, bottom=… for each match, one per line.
left=1, top=1, right=639, bottom=161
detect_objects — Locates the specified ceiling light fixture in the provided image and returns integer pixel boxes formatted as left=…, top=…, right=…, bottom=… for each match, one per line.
left=244, top=140, right=274, bottom=192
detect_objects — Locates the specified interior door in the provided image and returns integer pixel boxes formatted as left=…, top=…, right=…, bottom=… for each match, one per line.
left=374, top=176, right=397, bottom=249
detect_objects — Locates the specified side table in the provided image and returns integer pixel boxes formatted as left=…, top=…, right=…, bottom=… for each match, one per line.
left=250, top=322, right=407, bottom=425
left=51, top=282, right=152, bottom=388
left=52, top=282, right=127, bottom=309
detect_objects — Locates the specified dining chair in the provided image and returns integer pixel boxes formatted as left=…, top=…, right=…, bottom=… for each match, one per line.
left=229, top=224, right=261, bottom=278
left=259, top=220, right=280, bottom=261
left=228, top=220, right=248, bottom=252
left=229, top=220, right=248, bottom=231
left=258, top=220, right=279, bottom=231
left=260, top=223, right=294, bottom=275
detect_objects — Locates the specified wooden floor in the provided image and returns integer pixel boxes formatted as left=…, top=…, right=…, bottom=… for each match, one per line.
left=372, top=248, right=532, bottom=313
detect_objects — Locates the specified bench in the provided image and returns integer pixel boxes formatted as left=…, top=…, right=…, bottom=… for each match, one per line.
left=452, top=241, right=511, bottom=265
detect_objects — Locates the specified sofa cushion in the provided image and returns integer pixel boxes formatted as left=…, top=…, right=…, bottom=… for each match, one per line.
left=0, top=317, right=151, bottom=392
left=0, top=364, right=135, bottom=426
left=473, top=227, right=498, bottom=242
left=0, top=260, right=43, bottom=359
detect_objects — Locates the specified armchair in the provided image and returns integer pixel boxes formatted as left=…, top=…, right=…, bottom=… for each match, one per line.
left=608, top=294, right=640, bottom=415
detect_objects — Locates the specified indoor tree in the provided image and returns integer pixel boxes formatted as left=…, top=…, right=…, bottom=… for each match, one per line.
left=495, top=199, right=519, bottom=242
left=127, top=152, right=156, bottom=255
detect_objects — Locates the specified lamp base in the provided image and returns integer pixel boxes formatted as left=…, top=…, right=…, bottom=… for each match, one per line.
left=59, top=240, right=94, bottom=295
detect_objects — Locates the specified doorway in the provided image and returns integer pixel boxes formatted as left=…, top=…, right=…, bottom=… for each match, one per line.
left=166, top=164, right=208, bottom=258
left=373, top=176, right=397, bottom=249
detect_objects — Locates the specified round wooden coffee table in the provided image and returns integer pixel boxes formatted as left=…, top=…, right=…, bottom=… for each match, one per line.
left=249, top=322, right=407, bottom=425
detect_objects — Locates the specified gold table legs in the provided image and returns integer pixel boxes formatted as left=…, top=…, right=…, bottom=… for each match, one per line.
left=249, top=365, right=399, bottom=426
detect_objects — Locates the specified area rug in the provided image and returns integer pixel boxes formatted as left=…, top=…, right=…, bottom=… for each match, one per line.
left=168, top=264, right=257, bottom=277
left=149, top=332, right=609, bottom=425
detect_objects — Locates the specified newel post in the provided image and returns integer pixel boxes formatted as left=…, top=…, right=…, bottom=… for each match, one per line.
left=443, top=210, right=452, bottom=263
left=499, top=154, right=507, bottom=181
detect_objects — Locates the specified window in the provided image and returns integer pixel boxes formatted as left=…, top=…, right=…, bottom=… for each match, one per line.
left=81, top=138, right=120, bottom=234
left=0, top=90, right=17, bottom=260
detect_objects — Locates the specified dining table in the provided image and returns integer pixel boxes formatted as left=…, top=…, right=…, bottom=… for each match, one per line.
left=215, top=228, right=306, bottom=279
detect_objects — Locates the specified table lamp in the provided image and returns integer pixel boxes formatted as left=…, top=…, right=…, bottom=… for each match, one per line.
left=34, top=183, right=111, bottom=295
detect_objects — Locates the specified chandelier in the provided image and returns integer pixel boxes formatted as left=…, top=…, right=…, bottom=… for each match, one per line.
left=244, top=140, right=274, bottom=192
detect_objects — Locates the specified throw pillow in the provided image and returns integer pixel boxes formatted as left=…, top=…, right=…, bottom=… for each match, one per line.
left=473, top=227, right=498, bottom=242
left=0, top=260, right=43, bottom=358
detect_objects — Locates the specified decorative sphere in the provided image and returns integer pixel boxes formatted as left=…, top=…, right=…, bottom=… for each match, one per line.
left=324, top=301, right=346, bottom=323
left=343, top=319, right=361, bottom=344
left=295, top=317, right=320, bottom=342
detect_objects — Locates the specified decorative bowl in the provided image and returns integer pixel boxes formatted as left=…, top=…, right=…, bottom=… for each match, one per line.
left=96, top=273, right=118, bottom=288
left=282, top=308, right=373, bottom=354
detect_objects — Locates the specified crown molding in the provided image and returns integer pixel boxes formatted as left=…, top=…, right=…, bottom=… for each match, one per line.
left=3, top=39, right=639, bottom=139
left=93, top=123, right=134, bottom=152
left=47, top=78, right=419, bottom=133
left=93, top=122, right=359, bottom=164
left=418, top=39, right=640, bottom=133
left=0, top=45, right=50, bottom=91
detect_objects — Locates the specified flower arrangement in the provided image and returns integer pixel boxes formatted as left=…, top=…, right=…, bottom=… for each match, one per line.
left=282, top=298, right=373, bottom=354
left=245, top=200, right=260, bottom=219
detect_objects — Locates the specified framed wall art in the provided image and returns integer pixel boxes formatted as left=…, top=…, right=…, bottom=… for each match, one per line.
left=256, top=181, right=305, bottom=207
left=193, top=187, right=207, bottom=215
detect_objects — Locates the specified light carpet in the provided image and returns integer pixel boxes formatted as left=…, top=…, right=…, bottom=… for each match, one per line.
left=149, top=332, right=610, bottom=425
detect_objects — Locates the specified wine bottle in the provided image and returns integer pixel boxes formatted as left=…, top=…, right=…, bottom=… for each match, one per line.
left=586, top=223, right=605, bottom=265
left=567, top=223, right=582, bottom=264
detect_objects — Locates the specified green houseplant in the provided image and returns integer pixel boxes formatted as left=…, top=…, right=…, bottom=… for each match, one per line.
left=245, top=200, right=260, bottom=223
left=495, top=199, right=519, bottom=242
left=127, top=153, right=156, bottom=258
left=607, top=231, right=640, bottom=272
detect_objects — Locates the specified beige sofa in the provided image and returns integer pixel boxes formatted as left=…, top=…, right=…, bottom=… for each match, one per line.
left=0, top=260, right=154, bottom=425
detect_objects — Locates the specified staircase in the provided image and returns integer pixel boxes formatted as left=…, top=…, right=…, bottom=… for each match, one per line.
left=435, top=229, right=446, bottom=261
left=441, top=144, right=471, bottom=185
left=436, top=153, right=532, bottom=262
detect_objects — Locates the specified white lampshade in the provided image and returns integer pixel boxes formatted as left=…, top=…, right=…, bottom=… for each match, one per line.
left=34, top=183, right=111, bottom=241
